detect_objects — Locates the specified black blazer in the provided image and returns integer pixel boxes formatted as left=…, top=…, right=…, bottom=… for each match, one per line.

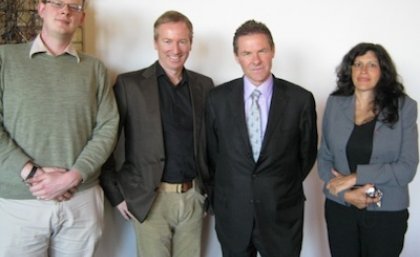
left=206, top=76, right=318, bottom=250
left=100, top=62, right=214, bottom=222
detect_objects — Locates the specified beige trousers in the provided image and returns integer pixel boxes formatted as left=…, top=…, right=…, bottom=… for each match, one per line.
left=0, top=185, right=104, bottom=257
left=134, top=186, right=205, bottom=257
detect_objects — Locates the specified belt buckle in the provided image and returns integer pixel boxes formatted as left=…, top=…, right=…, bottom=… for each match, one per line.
left=176, top=184, right=183, bottom=193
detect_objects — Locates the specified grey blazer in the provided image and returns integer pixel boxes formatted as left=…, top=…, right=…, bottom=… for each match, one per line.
left=318, top=95, right=419, bottom=211
left=100, top=62, right=214, bottom=222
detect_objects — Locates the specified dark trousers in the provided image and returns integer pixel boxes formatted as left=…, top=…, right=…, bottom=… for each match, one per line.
left=221, top=203, right=303, bottom=257
left=325, top=199, right=408, bottom=257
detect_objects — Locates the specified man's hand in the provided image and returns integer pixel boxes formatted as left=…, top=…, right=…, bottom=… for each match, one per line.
left=116, top=201, right=135, bottom=221
left=28, top=169, right=82, bottom=201
left=55, top=187, right=78, bottom=202
left=326, top=169, right=357, bottom=196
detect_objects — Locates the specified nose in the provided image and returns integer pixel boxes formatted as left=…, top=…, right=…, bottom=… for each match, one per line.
left=360, top=64, right=369, bottom=73
left=59, top=3, right=71, bottom=14
left=251, top=53, right=261, bottom=64
left=172, top=43, right=181, bottom=53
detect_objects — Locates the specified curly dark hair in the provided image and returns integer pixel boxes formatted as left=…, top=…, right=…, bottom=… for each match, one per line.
left=333, top=42, right=405, bottom=125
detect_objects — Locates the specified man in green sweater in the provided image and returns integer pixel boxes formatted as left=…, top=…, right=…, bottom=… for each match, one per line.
left=0, top=1, right=119, bottom=256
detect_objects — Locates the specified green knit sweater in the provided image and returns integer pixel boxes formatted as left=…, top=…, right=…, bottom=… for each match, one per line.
left=0, top=42, right=119, bottom=199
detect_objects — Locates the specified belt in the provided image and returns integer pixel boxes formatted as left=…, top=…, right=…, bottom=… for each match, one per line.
left=159, top=181, right=193, bottom=193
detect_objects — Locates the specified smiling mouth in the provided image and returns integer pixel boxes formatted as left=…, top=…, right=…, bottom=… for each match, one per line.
left=169, top=55, right=183, bottom=62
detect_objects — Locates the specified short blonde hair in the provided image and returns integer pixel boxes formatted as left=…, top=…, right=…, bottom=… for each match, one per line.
left=153, top=10, right=193, bottom=42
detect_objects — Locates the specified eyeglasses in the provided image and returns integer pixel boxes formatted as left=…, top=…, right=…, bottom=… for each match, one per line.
left=44, top=0, right=84, bottom=13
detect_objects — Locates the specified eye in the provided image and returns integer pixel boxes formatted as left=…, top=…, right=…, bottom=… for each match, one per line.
left=367, top=62, right=379, bottom=69
left=68, top=3, right=83, bottom=12
left=179, top=39, right=189, bottom=45
left=45, top=0, right=83, bottom=12
left=353, top=62, right=363, bottom=68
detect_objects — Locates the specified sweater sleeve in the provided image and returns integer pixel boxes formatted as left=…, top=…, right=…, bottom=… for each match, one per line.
left=0, top=47, right=32, bottom=178
left=71, top=63, right=119, bottom=183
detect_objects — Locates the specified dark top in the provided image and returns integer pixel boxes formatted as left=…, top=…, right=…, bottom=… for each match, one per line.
left=346, top=117, right=377, bottom=173
left=156, top=63, right=195, bottom=183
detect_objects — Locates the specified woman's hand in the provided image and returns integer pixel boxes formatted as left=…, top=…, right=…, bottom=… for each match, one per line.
left=326, top=169, right=357, bottom=196
left=344, top=184, right=381, bottom=209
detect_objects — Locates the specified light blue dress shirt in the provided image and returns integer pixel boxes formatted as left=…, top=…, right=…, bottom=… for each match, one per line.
left=243, top=75, right=273, bottom=140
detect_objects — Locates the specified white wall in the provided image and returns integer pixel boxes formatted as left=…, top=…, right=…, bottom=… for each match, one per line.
left=86, top=1, right=420, bottom=256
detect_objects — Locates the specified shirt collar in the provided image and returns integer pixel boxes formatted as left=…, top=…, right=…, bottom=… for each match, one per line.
left=155, top=61, right=189, bottom=86
left=29, top=34, right=81, bottom=63
left=243, top=75, right=273, bottom=100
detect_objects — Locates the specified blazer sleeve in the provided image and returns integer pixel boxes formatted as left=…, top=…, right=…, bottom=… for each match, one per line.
left=100, top=154, right=124, bottom=206
left=317, top=96, right=350, bottom=203
left=204, top=90, right=218, bottom=207
left=356, top=98, right=419, bottom=187
left=299, top=91, right=318, bottom=180
left=317, top=96, right=335, bottom=183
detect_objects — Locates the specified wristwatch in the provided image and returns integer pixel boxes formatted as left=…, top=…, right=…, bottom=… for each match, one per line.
left=24, top=164, right=39, bottom=182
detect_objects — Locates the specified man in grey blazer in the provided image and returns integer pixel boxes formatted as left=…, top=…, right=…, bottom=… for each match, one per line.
left=100, top=10, right=214, bottom=257
left=206, top=20, right=318, bottom=257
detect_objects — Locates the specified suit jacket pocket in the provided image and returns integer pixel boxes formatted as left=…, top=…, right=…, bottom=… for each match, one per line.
left=275, top=191, right=305, bottom=210
left=117, top=161, right=162, bottom=199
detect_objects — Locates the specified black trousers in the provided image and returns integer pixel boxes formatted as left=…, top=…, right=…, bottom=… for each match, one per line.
left=221, top=203, right=303, bottom=257
left=325, top=199, right=408, bottom=257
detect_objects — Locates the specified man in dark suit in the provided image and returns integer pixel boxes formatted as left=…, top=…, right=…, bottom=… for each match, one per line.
left=206, top=20, right=318, bottom=257
left=100, top=10, right=213, bottom=257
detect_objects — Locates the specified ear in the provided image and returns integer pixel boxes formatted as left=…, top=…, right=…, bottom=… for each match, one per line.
left=234, top=53, right=240, bottom=64
left=38, top=1, right=46, bottom=19
left=79, top=12, right=86, bottom=24
left=153, top=39, right=158, bottom=50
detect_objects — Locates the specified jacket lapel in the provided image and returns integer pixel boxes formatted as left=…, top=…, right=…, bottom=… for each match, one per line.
left=259, top=79, right=288, bottom=156
left=141, top=64, right=162, bottom=121
left=187, top=72, right=204, bottom=156
left=342, top=95, right=355, bottom=124
left=188, top=72, right=203, bottom=129
left=229, top=79, right=254, bottom=160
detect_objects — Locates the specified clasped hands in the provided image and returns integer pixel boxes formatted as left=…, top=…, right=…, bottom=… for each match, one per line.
left=23, top=165, right=82, bottom=202
left=326, top=169, right=381, bottom=209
